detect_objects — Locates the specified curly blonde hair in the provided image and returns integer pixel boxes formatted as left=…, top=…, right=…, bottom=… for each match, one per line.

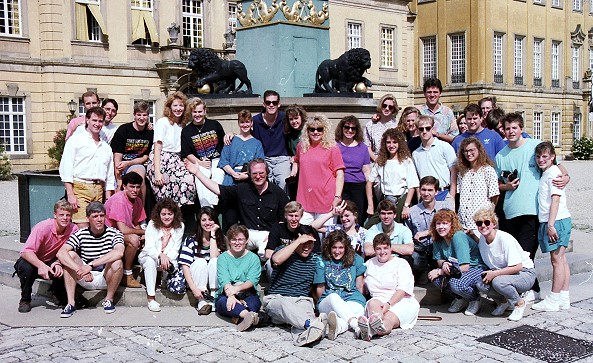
left=163, top=91, right=188, bottom=124
left=299, top=113, right=335, bottom=153
left=376, top=128, right=411, bottom=166
left=396, top=106, right=420, bottom=136
left=472, top=206, right=498, bottom=227
left=430, top=209, right=463, bottom=243
left=183, top=97, right=206, bottom=126
left=456, top=137, right=494, bottom=176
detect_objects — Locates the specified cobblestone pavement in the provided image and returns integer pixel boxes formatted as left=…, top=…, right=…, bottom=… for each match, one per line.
left=1, top=296, right=593, bottom=362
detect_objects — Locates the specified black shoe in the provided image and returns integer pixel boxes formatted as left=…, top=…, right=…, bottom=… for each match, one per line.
left=18, top=300, right=31, bottom=313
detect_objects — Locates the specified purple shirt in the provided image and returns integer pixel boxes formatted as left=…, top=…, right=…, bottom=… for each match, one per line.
left=338, top=142, right=371, bottom=183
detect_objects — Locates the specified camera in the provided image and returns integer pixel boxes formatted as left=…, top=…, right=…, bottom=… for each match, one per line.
left=449, top=264, right=462, bottom=279
left=501, top=169, right=518, bottom=182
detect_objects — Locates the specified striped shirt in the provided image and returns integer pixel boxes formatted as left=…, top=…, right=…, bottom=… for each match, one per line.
left=66, top=226, right=124, bottom=264
left=178, top=236, right=217, bottom=266
left=269, top=250, right=318, bottom=297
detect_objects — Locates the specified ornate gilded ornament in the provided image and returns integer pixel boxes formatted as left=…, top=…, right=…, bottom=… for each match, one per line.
left=237, top=0, right=328, bottom=27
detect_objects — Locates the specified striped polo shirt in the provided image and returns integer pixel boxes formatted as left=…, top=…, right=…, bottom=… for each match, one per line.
left=66, top=226, right=124, bottom=264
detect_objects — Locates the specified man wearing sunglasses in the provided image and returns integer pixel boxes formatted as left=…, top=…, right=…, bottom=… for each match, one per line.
left=251, top=90, right=290, bottom=191
left=418, top=78, right=458, bottom=143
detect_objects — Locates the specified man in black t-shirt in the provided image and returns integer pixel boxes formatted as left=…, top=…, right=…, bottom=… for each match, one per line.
left=111, top=101, right=153, bottom=204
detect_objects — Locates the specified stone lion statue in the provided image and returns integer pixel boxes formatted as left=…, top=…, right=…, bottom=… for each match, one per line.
left=314, top=48, right=372, bottom=93
left=188, top=48, right=252, bottom=94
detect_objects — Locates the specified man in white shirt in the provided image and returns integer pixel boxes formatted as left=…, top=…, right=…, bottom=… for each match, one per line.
left=59, top=107, right=116, bottom=228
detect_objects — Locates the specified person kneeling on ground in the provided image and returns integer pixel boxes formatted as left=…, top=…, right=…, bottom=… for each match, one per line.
left=14, top=200, right=78, bottom=312
left=358, top=233, right=420, bottom=341
left=263, top=225, right=329, bottom=347
left=215, top=225, right=262, bottom=331
left=57, top=202, right=124, bottom=318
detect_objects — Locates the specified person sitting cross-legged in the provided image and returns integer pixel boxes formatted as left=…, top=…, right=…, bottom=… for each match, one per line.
left=57, top=202, right=124, bottom=318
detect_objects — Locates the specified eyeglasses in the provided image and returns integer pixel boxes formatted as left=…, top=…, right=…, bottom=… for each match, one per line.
left=463, top=148, right=478, bottom=154
left=343, top=125, right=358, bottom=131
left=264, top=100, right=279, bottom=106
left=308, top=127, right=324, bottom=133
left=418, top=126, right=432, bottom=132
left=382, top=104, right=395, bottom=111
left=475, top=220, right=492, bottom=227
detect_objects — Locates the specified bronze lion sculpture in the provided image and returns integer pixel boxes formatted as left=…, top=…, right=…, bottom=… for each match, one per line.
left=314, top=48, right=372, bottom=93
left=188, top=48, right=252, bottom=94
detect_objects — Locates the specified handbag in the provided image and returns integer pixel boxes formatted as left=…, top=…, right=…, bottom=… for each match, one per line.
left=166, top=267, right=186, bottom=294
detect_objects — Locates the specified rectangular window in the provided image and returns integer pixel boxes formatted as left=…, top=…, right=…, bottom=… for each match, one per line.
left=572, top=46, right=581, bottom=89
left=533, top=112, right=543, bottom=140
left=551, top=112, right=561, bottom=145
left=131, top=0, right=158, bottom=45
left=0, top=0, right=21, bottom=36
left=552, top=0, right=561, bottom=6
left=589, top=48, right=593, bottom=71
left=450, top=34, right=466, bottom=83
left=573, top=0, right=582, bottom=11
left=347, top=22, right=362, bottom=50
left=75, top=0, right=107, bottom=42
left=228, top=3, right=237, bottom=32
left=0, top=96, right=26, bottom=154
left=493, top=33, right=504, bottom=83
left=514, top=36, right=524, bottom=85
left=380, top=27, right=395, bottom=68
left=422, top=37, right=437, bottom=82
left=182, top=0, right=203, bottom=48
left=574, top=112, right=582, bottom=140
left=533, top=39, right=543, bottom=86
left=552, top=41, right=561, bottom=87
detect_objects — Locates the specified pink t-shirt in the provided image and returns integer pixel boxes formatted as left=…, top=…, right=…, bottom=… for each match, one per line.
left=21, top=219, right=78, bottom=262
left=105, top=191, right=146, bottom=229
left=295, top=143, right=345, bottom=213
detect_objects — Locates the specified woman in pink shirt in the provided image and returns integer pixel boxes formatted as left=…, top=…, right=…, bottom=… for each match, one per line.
left=291, top=114, right=345, bottom=225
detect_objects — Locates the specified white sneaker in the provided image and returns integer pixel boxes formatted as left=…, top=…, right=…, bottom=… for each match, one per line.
left=147, top=300, right=161, bottom=312
left=559, top=292, right=570, bottom=310
left=521, top=290, right=540, bottom=304
left=196, top=299, right=207, bottom=311
left=491, top=302, right=511, bottom=316
left=508, top=303, right=526, bottom=321
left=448, top=298, right=467, bottom=313
left=464, top=300, right=481, bottom=316
left=532, top=296, right=559, bottom=312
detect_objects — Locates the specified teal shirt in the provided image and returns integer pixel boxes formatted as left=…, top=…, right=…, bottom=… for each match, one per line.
left=216, top=250, right=261, bottom=298
left=432, top=231, right=486, bottom=269
left=364, top=222, right=413, bottom=246
left=495, top=138, right=541, bottom=218
left=313, top=254, right=367, bottom=307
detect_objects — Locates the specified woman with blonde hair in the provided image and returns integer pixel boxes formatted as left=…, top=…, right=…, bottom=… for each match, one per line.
left=364, top=94, right=399, bottom=162
left=147, top=91, right=196, bottom=206
left=291, top=114, right=345, bottom=224
left=456, top=137, right=499, bottom=237
left=396, top=106, right=422, bottom=152
left=427, top=209, right=485, bottom=316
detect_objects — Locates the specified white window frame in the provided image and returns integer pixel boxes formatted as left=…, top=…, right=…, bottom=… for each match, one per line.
left=135, top=99, right=156, bottom=125
left=533, top=38, right=543, bottom=85
left=380, top=26, right=395, bottom=69
left=552, top=41, right=561, bottom=87
left=347, top=22, right=362, bottom=50
left=422, top=37, right=437, bottom=81
left=76, top=0, right=103, bottom=42
left=514, top=35, right=524, bottom=84
left=552, top=0, right=561, bottom=7
left=551, top=112, right=561, bottom=146
left=572, top=46, right=581, bottom=87
left=493, top=33, right=504, bottom=83
left=0, top=0, right=22, bottom=36
left=574, top=112, right=582, bottom=140
left=533, top=111, right=543, bottom=140
left=182, top=0, right=203, bottom=49
left=228, top=3, right=237, bottom=32
left=589, top=48, right=593, bottom=71
left=0, top=96, right=27, bottom=154
left=573, top=0, right=582, bottom=11
left=450, top=33, right=466, bottom=84
left=131, top=0, right=152, bottom=10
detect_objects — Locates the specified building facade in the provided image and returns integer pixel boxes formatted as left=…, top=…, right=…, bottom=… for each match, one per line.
left=0, top=0, right=415, bottom=170
left=413, top=0, right=593, bottom=155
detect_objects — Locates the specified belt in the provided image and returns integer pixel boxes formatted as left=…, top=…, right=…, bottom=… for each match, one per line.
left=438, top=186, right=450, bottom=191
left=74, top=178, right=104, bottom=185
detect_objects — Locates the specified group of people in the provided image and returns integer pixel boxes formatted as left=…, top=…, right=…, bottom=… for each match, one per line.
left=13, top=78, right=572, bottom=345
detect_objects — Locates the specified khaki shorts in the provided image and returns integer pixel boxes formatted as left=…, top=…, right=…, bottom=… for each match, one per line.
left=77, top=270, right=108, bottom=290
left=72, top=182, right=104, bottom=223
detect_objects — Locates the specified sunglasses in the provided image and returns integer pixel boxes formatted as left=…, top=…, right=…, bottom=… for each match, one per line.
left=264, top=100, right=279, bottom=106
left=418, top=126, right=432, bottom=132
left=308, top=127, right=324, bottom=133
left=475, top=220, right=492, bottom=227
left=343, top=125, right=358, bottom=131
left=382, top=104, right=395, bottom=111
